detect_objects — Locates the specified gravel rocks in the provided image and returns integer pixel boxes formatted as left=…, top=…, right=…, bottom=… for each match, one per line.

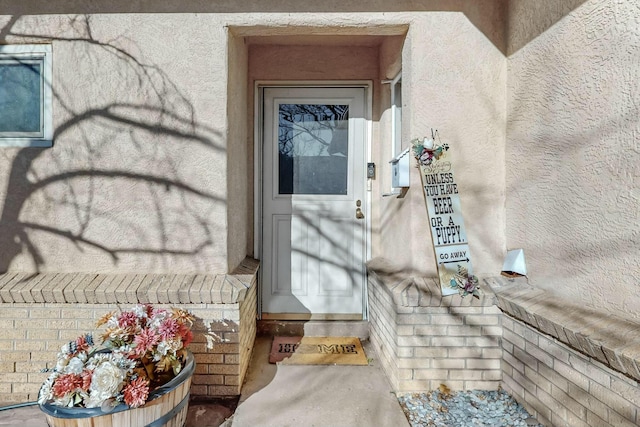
left=398, top=388, right=544, bottom=427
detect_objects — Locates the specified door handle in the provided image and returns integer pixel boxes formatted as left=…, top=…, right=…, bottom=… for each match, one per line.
left=356, top=200, right=364, bottom=220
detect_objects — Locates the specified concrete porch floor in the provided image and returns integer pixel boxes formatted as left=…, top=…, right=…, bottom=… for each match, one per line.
left=223, top=335, right=409, bottom=427
left=0, top=335, right=409, bottom=427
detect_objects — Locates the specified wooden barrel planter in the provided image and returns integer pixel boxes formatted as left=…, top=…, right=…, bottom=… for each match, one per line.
left=40, top=351, right=195, bottom=427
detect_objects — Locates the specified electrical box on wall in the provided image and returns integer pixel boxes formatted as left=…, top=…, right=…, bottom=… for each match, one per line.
left=390, top=147, right=411, bottom=188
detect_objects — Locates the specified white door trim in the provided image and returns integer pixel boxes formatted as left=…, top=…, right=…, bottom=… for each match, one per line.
left=253, top=80, right=373, bottom=320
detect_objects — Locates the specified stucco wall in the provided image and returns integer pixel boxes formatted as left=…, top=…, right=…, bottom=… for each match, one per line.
left=226, top=31, right=249, bottom=271
left=1, top=5, right=508, bottom=278
left=381, top=13, right=507, bottom=277
left=0, top=14, right=230, bottom=273
left=506, top=0, right=640, bottom=317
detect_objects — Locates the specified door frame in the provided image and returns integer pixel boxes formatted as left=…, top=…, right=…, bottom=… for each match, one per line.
left=253, top=81, right=373, bottom=320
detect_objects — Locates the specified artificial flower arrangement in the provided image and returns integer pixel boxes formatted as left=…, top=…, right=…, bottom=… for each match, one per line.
left=38, top=304, right=194, bottom=410
left=411, top=136, right=449, bottom=167
left=450, top=265, right=481, bottom=299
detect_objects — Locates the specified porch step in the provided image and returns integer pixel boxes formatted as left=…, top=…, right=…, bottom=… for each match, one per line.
left=257, top=320, right=369, bottom=340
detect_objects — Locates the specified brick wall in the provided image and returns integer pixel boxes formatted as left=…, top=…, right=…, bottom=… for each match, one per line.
left=502, top=315, right=640, bottom=427
left=490, top=275, right=640, bottom=427
left=0, top=304, right=57, bottom=403
left=369, top=263, right=640, bottom=427
left=238, top=275, right=257, bottom=389
left=368, top=264, right=502, bottom=392
left=0, top=258, right=259, bottom=403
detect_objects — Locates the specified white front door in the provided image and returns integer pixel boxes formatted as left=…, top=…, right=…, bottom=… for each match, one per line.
left=260, top=86, right=368, bottom=319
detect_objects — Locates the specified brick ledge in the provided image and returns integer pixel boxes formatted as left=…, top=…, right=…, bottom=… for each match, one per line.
left=485, top=276, right=640, bottom=383
left=366, top=257, right=496, bottom=308
left=0, top=257, right=259, bottom=305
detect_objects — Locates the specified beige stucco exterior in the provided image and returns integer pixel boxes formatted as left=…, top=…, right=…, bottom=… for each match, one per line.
left=506, top=0, right=640, bottom=318
left=0, top=14, right=231, bottom=273
left=0, top=0, right=637, bottom=318
left=380, top=13, right=507, bottom=278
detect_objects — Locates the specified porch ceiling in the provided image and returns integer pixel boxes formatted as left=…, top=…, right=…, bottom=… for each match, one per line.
left=244, top=34, right=388, bottom=47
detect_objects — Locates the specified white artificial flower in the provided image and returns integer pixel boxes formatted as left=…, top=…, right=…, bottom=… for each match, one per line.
left=85, top=360, right=126, bottom=408
left=119, top=355, right=137, bottom=371
left=132, top=304, right=147, bottom=318
left=148, top=313, right=166, bottom=329
left=55, top=358, right=69, bottom=372
left=106, top=315, right=119, bottom=329
left=67, top=357, right=85, bottom=374
left=85, top=353, right=105, bottom=370
left=38, top=374, right=57, bottom=405
left=56, top=394, right=73, bottom=408
left=152, top=338, right=182, bottom=361
left=156, top=341, right=170, bottom=357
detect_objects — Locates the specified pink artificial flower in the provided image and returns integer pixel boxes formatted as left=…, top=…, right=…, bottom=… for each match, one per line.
left=419, top=149, right=434, bottom=166
left=80, top=369, right=93, bottom=391
left=133, top=328, right=160, bottom=357
left=118, top=311, right=139, bottom=329
left=123, top=377, right=150, bottom=408
left=464, top=280, right=476, bottom=293
left=52, top=373, right=83, bottom=398
left=158, top=318, right=179, bottom=340
left=64, top=334, right=93, bottom=357
left=150, top=306, right=166, bottom=319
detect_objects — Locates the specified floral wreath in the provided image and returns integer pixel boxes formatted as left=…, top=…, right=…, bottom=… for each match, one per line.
left=411, top=136, right=449, bottom=167
left=449, top=265, right=481, bottom=299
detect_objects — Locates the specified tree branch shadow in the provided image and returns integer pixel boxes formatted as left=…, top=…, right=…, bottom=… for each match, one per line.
left=0, top=15, right=227, bottom=273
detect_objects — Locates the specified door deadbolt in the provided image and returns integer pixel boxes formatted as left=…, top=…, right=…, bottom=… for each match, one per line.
left=356, top=200, right=364, bottom=219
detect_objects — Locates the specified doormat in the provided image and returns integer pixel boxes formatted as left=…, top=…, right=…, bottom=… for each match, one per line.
left=269, top=336, right=368, bottom=365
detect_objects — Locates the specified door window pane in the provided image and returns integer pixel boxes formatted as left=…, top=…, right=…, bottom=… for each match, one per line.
left=278, top=104, right=349, bottom=195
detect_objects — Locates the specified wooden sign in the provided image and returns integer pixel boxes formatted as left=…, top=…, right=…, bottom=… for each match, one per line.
left=412, top=135, right=480, bottom=298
